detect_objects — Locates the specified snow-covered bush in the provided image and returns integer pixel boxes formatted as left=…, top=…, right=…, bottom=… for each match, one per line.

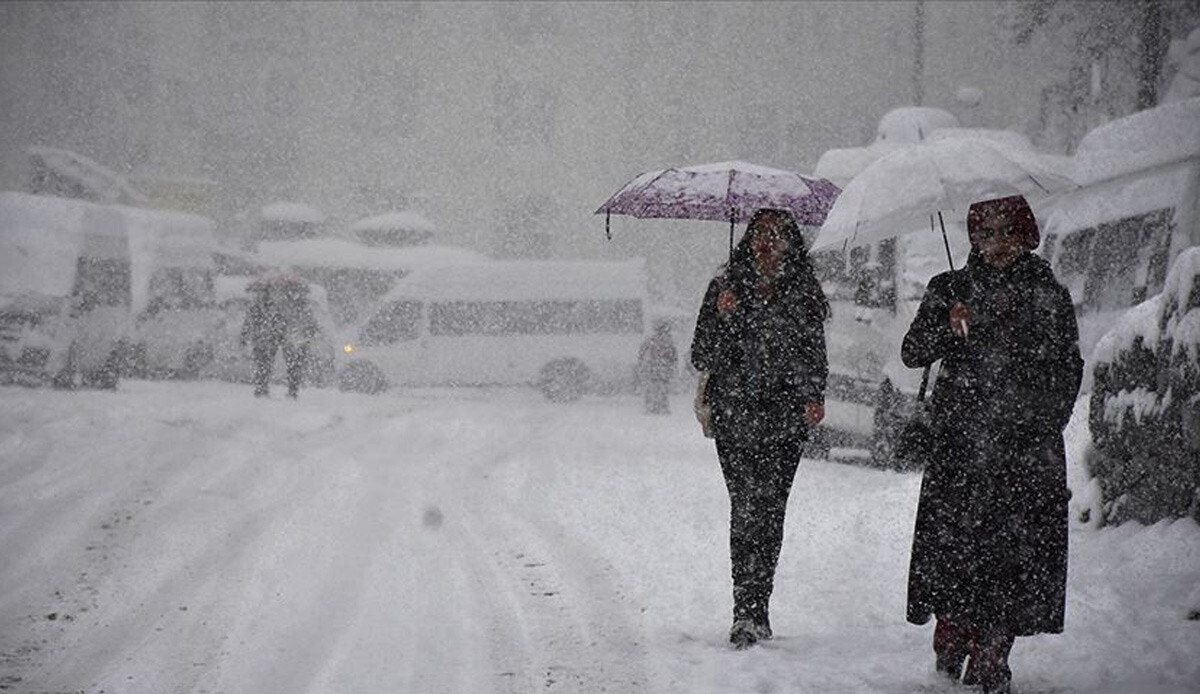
left=1088, top=247, right=1200, bottom=525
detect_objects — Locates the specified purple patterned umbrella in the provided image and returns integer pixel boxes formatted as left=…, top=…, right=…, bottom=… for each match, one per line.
left=595, top=160, right=841, bottom=250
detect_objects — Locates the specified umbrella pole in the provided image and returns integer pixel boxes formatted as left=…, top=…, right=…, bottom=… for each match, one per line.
left=606, top=211, right=611, bottom=241
left=729, top=211, right=735, bottom=260
left=937, top=211, right=955, bottom=271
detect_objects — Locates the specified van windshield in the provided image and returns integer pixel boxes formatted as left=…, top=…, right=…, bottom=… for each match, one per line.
left=360, top=300, right=422, bottom=344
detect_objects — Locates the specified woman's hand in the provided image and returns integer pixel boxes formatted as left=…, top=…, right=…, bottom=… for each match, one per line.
left=805, top=402, right=825, bottom=426
left=949, top=301, right=970, bottom=338
left=717, top=288, right=737, bottom=314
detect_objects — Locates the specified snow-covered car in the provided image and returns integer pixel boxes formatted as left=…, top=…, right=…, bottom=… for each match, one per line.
left=199, top=275, right=336, bottom=388
left=1087, top=246, right=1200, bottom=525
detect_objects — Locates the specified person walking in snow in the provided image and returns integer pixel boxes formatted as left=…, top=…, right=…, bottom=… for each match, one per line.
left=637, top=319, right=678, bottom=414
left=690, top=208, right=829, bottom=649
left=901, top=195, right=1082, bottom=694
left=241, top=275, right=319, bottom=399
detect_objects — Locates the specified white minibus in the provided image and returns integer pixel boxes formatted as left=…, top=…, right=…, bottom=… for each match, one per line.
left=338, top=258, right=649, bottom=401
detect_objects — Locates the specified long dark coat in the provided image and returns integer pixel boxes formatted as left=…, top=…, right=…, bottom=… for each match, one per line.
left=691, top=264, right=828, bottom=444
left=903, top=251, right=1082, bottom=636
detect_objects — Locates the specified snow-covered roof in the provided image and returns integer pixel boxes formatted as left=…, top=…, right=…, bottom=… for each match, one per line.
left=256, top=238, right=487, bottom=272
left=384, top=258, right=648, bottom=302
left=925, top=128, right=1035, bottom=151
left=813, top=125, right=1041, bottom=190
left=348, top=211, right=435, bottom=234
left=260, top=201, right=325, bottom=224
left=813, top=142, right=904, bottom=188
left=0, top=192, right=87, bottom=299
left=0, top=191, right=216, bottom=311
left=874, top=107, right=960, bottom=144
left=1072, top=97, right=1200, bottom=186
left=27, top=146, right=151, bottom=207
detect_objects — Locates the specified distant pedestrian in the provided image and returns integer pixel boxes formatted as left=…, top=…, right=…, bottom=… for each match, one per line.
left=241, top=275, right=318, bottom=398
left=902, top=195, right=1083, bottom=694
left=637, top=319, right=678, bottom=414
left=690, top=208, right=830, bottom=649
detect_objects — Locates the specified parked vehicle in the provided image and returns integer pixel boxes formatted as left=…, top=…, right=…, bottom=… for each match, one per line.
left=255, top=237, right=487, bottom=328
left=338, top=259, right=649, bottom=401
left=120, top=206, right=220, bottom=380
left=1041, top=96, right=1200, bottom=380
left=0, top=192, right=145, bottom=388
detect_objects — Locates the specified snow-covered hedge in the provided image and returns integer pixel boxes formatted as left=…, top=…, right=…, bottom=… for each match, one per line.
left=1087, top=247, right=1200, bottom=524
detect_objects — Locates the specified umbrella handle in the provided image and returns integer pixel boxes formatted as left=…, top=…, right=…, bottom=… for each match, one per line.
left=936, top=211, right=954, bottom=271
left=729, top=209, right=735, bottom=259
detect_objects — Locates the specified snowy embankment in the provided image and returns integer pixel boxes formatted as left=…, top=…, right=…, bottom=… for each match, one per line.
left=0, top=383, right=1197, bottom=694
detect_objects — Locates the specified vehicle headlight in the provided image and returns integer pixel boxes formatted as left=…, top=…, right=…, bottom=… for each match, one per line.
left=343, top=342, right=354, bottom=355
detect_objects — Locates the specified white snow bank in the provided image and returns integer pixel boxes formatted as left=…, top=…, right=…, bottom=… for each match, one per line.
left=1072, top=97, right=1200, bottom=186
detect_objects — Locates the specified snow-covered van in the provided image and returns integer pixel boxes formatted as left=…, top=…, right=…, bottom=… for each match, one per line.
left=0, top=192, right=138, bottom=387
left=255, top=238, right=488, bottom=327
left=338, top=259, right=649, bottom=400
left=1042, top=96, right=1200, bottom=382
left=0, top=191, right=221, bottom=387
left=121, top=205, right=220, bottom=379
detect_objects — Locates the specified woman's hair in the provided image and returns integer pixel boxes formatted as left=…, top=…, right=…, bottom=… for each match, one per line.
left=725, top=208, right=831, bottom=321
left=967, top=195, right=1040, bottom=249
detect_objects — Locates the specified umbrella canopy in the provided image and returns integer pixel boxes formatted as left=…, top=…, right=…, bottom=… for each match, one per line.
left=811, top=138, right=1075, bottom=253
left=596, top=160, right=841, bottom=230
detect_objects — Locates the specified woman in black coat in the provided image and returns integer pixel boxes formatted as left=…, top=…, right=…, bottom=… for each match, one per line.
left=691, top=208, right=830, bottom=649
left=902, top=195, right=1082, bottom=694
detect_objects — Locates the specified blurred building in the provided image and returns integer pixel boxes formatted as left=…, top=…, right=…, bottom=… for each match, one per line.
left=1, top=2, right=1077, bottom=266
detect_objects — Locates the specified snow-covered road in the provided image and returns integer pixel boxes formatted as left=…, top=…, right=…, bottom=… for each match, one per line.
left=1, top=382, right=1197, bottom=694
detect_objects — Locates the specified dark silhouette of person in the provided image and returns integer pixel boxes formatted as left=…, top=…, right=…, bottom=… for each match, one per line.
left=241, top=276, right=318, bottom=398
left=637, top=319, right=678, bottom=414
left=690, top=208, right=830, bottom=649
left=902, top=195, right=1082, bottom=694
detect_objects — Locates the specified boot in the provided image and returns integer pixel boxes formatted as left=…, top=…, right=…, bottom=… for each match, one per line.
left=729, top=619, right=771, bottom=650
left=965, top=628, right=1014, bottom=693
left=933, top=617, right=974, bottom=681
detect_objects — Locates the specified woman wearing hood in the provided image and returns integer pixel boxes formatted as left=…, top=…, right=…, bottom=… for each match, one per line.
left=902, top=195, right=1083, bottom=694
left=690, top=208, right=830, bottom=649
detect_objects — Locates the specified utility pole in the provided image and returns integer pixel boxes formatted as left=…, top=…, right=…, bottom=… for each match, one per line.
left=913, top=0, right=926, bottom=106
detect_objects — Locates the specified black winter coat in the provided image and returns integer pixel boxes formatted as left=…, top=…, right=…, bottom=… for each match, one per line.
left=691, top=267, right=828, bottom=444
left=903, top=252, right=1082, bottom=635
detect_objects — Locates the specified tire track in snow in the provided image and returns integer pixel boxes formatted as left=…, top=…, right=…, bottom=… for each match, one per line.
left=413, top=405, right=650, bottom=692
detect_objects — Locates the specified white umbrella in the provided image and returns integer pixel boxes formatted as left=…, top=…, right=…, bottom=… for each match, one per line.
left=811, top=137, right=1076, bottom=267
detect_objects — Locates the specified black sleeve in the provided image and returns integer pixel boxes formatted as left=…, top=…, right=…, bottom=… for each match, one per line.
left=794, top=302, right=828, bottom=405
left=901, top=272, right=961, bottom=368
left=690, top=277, right=723, bottom=372
left=1043, top=282, right=1084, bottom=432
